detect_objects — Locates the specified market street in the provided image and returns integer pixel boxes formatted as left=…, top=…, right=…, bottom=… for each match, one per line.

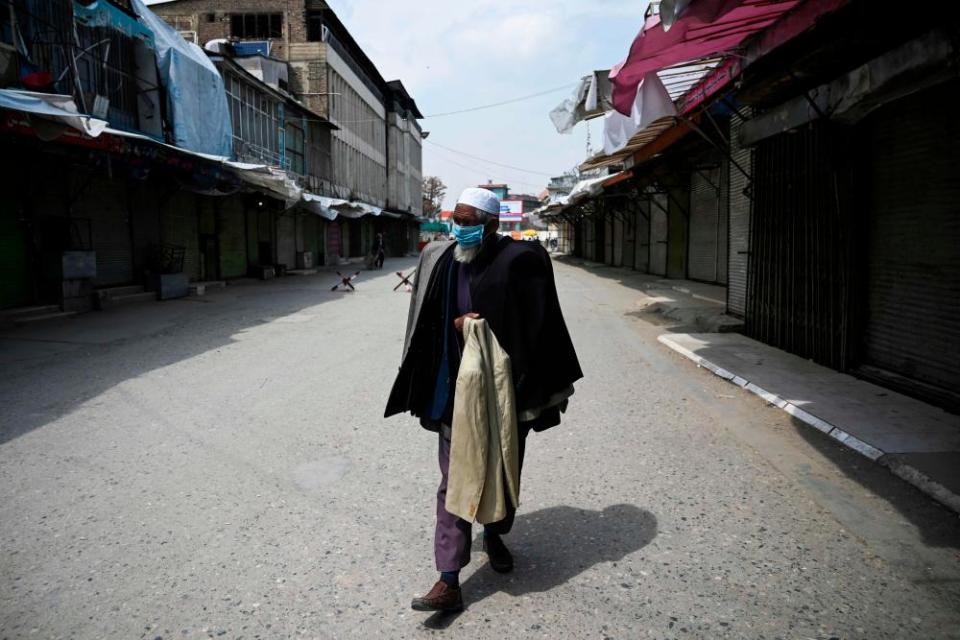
left=1, top=259, right=959, bottom=639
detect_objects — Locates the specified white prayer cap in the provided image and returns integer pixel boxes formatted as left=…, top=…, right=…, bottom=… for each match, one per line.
left=456, top=187, right=500, bottom=216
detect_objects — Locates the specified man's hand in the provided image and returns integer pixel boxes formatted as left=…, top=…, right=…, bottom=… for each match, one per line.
left=454, top=312, right=480, bottom=333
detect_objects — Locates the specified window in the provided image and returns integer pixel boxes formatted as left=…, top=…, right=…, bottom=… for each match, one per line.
left=225, top=72, right=282, bottom=165
left=286, top=122, right=305, bottom=175
left=307, top=13, right=324, bottom=42
left=0, top=2, right=14, bottom=48
left=230, top=13, right=282, bottom=39
left=205, top=13, right=216, bottom=23
left=163, top=16, right=193, bottom=31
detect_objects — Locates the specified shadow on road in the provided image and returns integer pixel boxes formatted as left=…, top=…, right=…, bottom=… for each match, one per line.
left=0, top=260, right=417, bottom=445
left=423, top=503, right=657, bottom=629
left=789, top=416, right=960, bottom=551
left=552, top=256, right=733, bottom=334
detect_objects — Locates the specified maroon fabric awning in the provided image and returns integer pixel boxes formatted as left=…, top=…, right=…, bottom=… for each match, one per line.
left=610, top=0, right=800, bottom=115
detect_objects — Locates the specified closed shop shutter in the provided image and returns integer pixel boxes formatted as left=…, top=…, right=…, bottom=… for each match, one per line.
left=246, top=206, right=258, bottom=269
left=301, top=215, right=319, bottom=265
left=688, top=168, right=720, bottom=283
left=81, top=178, right=133, bottom=287
left=218, top=197, right=246, bottom=279
left=581, top=218, right=588, bottom=260
left=0, top=193, right=30, bottom=308
left=747, top=122, right=856, bottom=371
left=319, top=218, right=327, bottom=262
left=327, top=221, right=342, bottom=262
left=728, top=110, right=753, bottom=316
left=861, top=81, right=960, bottom=405
left=340, top=221, right=350, bottom=259
left=604, top=215, right=614, bottom=265
left=613, top=211, right=624, bottom=267
left=593, top=212, right=607, bottom=262
left=649, top=194, right=668, bottom=276
left=198, top=198, right=219, bottom=281
left=621, top=203, right=636, bottom=270
left=348, top=219, right=362, bottom=257
left=128, top=182, right=161, bottom=278
left=667, top=184, right=688, bottom=279
left=277, top=213, right=296, bottom=268
left=161, top=191, right=199, bottom=281
left=717, top=158, right=729, bottom=285
left=361, top=219, right=374, bottom=257
left=257, top=209, right=273, bottom=265
left=574, top=218, right=584, bottom=257
left=634, top=200, right=649, bottom=273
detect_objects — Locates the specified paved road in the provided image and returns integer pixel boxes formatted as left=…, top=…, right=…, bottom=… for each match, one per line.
left=1, top=258, right=958, bottom=640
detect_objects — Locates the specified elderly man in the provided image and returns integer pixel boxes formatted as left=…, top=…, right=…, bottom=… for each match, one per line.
left=385, top=187, right=582, bottom=611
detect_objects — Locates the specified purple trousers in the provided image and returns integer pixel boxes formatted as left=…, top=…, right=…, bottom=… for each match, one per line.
left=434, top=428, right=529, bottom=572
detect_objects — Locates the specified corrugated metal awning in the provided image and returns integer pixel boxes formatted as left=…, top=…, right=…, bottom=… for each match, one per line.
left=610, top=0, right=800, bottom=115
left=580, top=116, right=676, bottom=171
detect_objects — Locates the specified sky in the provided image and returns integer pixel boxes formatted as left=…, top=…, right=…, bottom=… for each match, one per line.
left=147, top=0, right=648, bottom=209
left=324, top=1, right=647, bottom=208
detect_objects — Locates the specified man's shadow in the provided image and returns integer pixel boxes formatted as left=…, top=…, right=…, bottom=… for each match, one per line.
left=423, top=504, right=657, bottom=629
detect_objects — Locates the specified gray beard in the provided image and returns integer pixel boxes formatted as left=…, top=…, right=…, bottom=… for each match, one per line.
left=453, top=243, right=481, bottom=263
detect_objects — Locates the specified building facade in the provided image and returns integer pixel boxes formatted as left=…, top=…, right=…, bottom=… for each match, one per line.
left=150, top=0, right=423, bottom=218
left=542, top=0, right=960, bottom=413
left=0, top=0, right=421, bottom=315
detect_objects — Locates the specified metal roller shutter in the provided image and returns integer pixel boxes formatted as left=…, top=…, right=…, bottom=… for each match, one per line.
left=649, top=194, right=668, bottom=276
left=688, top=168, right=720, bottom=283
left=604, top=215, right=614, bottom=265
left=218, top=197, right=246, bottom=279
left=0, top=192, right=30, bottom=308
left=594, top=212, right=603, bottom=263
left=747, top=122, right=856, bottom=371
left=81, top=178, right=132, bottom=287
left=258, top=209, right=273, bottom=265
left=246, top=206, right=258, bottom=269
left=861, top=81, right=960, bottom=405
left=349, top=219, right=363, bottom=257
left=634, top=200, right=649, bottom=273
left=161, top=191, right=199, bottom=281
left=301, top=215, right=319, bottom=263
left=340, top=221, right=350, bottom=259
left=621, top=202, right=636, bottom=270
left=613, top=211, right=624, bottom=267
left=667, top=185, right=688, bottom=279
left=198, top=198, right=218, bottom=281
left=717, top=158, right=729, bottom=285
left=277, top=213, right=296, bottom=269
left=728, top=110, right=752, bottom=316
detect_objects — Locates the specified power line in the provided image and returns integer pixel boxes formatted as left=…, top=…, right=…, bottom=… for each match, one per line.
left=422, top=83, right=576, bottom=118
left=424, top=139, right=555, bottom=177
left=426, top=144, right=544, bottom=193
left=236, top=82, right=578, bottom=127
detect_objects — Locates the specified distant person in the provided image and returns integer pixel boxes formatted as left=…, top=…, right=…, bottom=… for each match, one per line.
left=371, top=232, right=385, bottom=269
left=384, top=187, right=583, bottom=612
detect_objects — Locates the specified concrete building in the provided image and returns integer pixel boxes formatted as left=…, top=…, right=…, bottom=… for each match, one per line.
left=149, top=0, right=424, bottom=219
left=0, top=0, right=419, bottom=317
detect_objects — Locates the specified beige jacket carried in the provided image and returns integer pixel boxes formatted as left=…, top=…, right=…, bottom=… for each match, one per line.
left=444, top=318, right=520, bottom=524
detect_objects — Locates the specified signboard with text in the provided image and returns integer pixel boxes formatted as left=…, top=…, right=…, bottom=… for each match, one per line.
left=499, top=200, right=523, bottom=223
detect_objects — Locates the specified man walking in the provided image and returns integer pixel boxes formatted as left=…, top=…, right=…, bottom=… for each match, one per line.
left=371, top=232, right=386, bottom=269
left=385, top=187, right=582, bottom=611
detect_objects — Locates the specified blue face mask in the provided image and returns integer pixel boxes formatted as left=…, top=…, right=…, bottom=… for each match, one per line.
left=452, top=222, right=485, bottom=248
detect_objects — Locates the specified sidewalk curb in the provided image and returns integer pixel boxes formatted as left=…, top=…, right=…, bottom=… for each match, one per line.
left=657, top=334, right=960, bottom=515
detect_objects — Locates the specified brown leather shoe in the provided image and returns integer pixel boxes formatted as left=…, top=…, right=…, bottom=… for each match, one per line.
left=483, top=534, right=514, bottom=573
left=411, top=580, right=463, bottom=612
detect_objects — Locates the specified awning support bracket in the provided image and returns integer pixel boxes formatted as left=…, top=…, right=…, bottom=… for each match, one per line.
left=678, top=114, right=753, bottom=191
